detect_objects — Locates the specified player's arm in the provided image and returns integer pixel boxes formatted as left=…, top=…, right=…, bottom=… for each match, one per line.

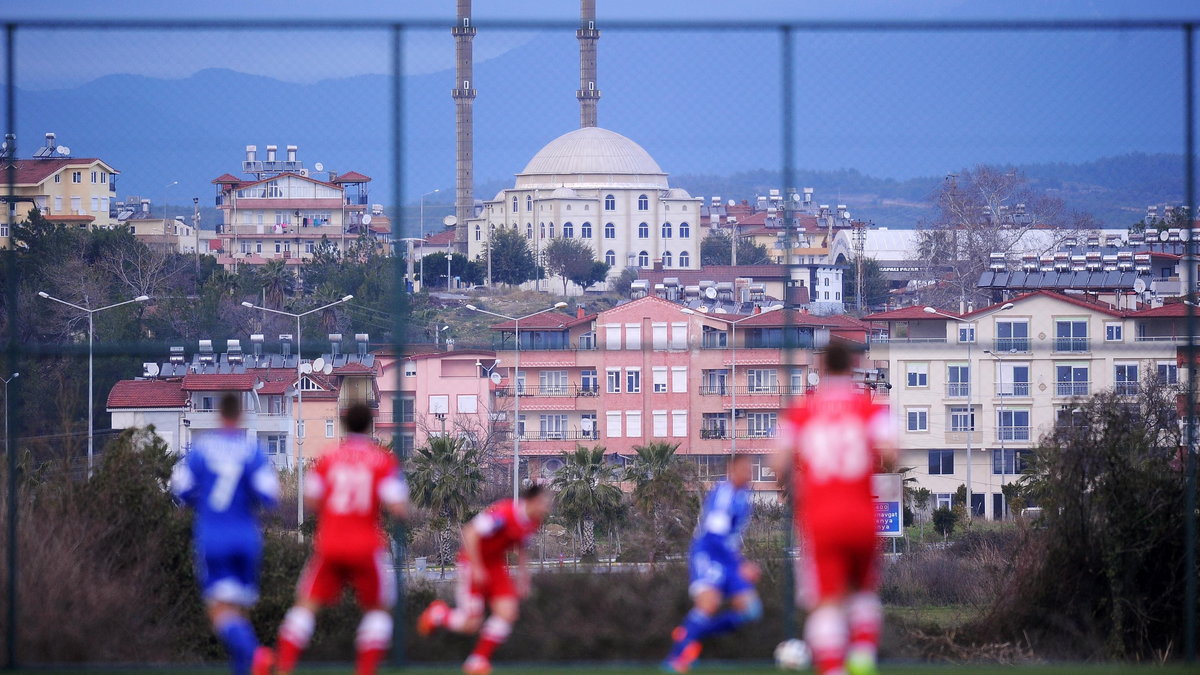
left=303, top=459, right=327, bottom=514
left=770, top=419, right=796, bottom=492
left=462, top=509, right=500, bottom=583
left=868, top=406, right=899, bottom=472
left=169, top=453, right=200, bottom=507
left=378, top=469, right=409, bottom=520
left=516, top=545, right=531, bottom=597
left=250, top=451, right=281, bottom=511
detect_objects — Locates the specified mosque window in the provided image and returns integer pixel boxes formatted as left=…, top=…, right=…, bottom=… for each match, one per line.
left=527, top=223, right=533, bottom=239
left=605, top=223, right=616, bottom=239
left=581, top=222, right=592, bottom=238
left=474, top=224, right=481, bottom=241
left=512, top=196, right=518, bottom=212
left=548, top=222, right=556, bottom=238
left=563, top=222, right=574, bottom=238
left=679, top=251, right=690, bottom=267
left=662, top=251, right=673, bottom=267
left=638, top=251, right=650, bottom=268
left=662, top=222, right=672, bottom=238
left=605, top=194, right=616, bottom=211
left=605, top=250, right=616, bottom=266
left=526, top=195, right=533, bottom=211
left=637, top=194, right=649, bottom=211
left=638, top=222, right=649, bottom=239
left=679, top=222, right=691, bottom=238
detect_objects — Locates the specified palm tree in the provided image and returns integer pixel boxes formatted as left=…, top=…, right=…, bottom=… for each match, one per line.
left=550, top=445, right=624, bottom=561
left=624, top=441, right=697, bottom=558
left=407, top=435, right=484, bottom=575
left=257, top=258, right=294, bottom=308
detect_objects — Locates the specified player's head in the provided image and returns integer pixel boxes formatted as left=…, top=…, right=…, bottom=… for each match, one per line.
left=520, top=483, right=552, bottom=520
left=728, top=453, right=752, bottom=488
left=822, top=340, right=856, bottom=376
left=219, top=392, right=241, bottom=426
left=341, top=401, right=374, bottom=435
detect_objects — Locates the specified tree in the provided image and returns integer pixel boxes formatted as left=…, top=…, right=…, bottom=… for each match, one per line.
left=611, top=267, right=638, bottom=296
left=624, top=441, right=698, bottom=558
left=542, top=238, right=609, bottom=295
left=419, top=252, right=483, bottom=288
left=406, top=435, right=485, bottom=574
left=699, top=230, right=771, bottom=266
left=484, top=228, right=538, bottom=286
left=931, top=506, right=959, bottom=539
left=256, top=258, right=294, bottom=308
left=843, top=255, right=890, bottom=312
left=550, top=445, right=624, bottom=561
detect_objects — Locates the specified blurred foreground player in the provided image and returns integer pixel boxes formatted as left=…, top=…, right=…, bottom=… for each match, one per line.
left=171, top=392, right=280, bottom=675
left=773, top=341, right=896, bottom=675
left=662, top=453, right=762, bottom=673
left=274, top=403, right=408, bottom=675
left=418, top=484, right=552, bottom=675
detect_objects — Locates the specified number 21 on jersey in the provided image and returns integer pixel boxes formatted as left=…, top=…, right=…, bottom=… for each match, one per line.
left=326, top=465, right=374, bottom=514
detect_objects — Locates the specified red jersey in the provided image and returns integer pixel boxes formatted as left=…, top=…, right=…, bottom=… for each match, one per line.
left=459, top=499, right=542, bottom=568
left=781, top=377, right=893, bottom=537
left=304, top=435, right=406, bottom=558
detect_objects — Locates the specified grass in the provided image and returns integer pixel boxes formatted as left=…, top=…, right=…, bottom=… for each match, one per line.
left=9, top=664, right=1199, bottom=674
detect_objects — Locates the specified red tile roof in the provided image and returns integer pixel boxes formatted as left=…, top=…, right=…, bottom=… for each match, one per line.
left=962, top=290, right=1124, bottom=319
left=1126, top=302, right=1190, bottom=318
left=256, top=378, right=294, bottom=395
left=865, top=305, right=955, bottom=321
left=488, top=311, right=596, bottom=331
left=3, top=158, right=116, bottom=186
left=407, top=348, right=497, bottom=361
left=332, top=361, right=374, bottom=375
left=211, top=173, right=242, bottom=184
left=331, top=171, right=372, bottom=183
left=181, top=373, right=257, bottom=391
left=107, top=379, right=187, bottom=409
left=420, top=228, right=456, bottom=246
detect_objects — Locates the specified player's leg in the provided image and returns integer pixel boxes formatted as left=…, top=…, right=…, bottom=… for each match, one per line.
left=800, top=540, right=851, bottom=675
left=419, top=558, right=484, bottom=636
left=349, top=550, right=399, bottom=675
left=463, top=591, right=518, bottom=675
left=664, top=550, right=724, bottom=672
left=844, top=541, right=883, bottom=675
left=276, top=555, right=336, bottom=675
left=697, top=559, right=763, bottom=638
left=199, top=549, right=263, bottom=675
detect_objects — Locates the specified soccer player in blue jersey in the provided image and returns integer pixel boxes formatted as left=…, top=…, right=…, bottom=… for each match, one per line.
left=171, top=392, right=280, bottom=675
left=663, top=453, right=761, bottom=673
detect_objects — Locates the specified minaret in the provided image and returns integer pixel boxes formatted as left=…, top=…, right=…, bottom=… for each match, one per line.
left=452, top=0, right=477, bottom=252
left=577, top=0, right=600, bottom=128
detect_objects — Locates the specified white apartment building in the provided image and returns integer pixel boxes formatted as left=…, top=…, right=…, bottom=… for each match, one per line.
left=867, top=290, right=1185, bottom=521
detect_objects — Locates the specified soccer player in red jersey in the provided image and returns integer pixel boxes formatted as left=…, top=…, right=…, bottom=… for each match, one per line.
left=417, top=484, right=552, bottom=675
left=773, top=342, right=896, bottom=675
left=273, top=403, right=408, bottom=675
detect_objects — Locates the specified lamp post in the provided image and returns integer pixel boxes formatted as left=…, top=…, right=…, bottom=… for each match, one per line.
left=243, top=294, right=353, bottom=540
left=419, top=189, right=440, bottom=290
left=466, top=302, right=568, bottom=500
left=446, top=253, right=453, bottom=292
left=925, top=302, right=1012, bottom=521
left=163, top=180, right=179, bottom=224
left=681, top=305, right=780, bottom=456
left=3, top=370, right=15, bottom=671
left=397, top=237, right=425, bottom=291
left=2, top=372, right=16, bottom=458
left=37, top=292, right=150, bottom=477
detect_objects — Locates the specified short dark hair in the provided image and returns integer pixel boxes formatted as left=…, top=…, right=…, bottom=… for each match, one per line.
left=219, top=393, right=241, bottom=422
left=823, top=341, right=854, bottom=375
left=341, top=402, right=374, bottom=434
left=521, top=483, right=545, bottom=501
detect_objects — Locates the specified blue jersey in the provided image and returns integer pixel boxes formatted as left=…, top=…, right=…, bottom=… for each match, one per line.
left=693, top=480, right=753, bottom=562
left=171, top=430, right=280, bottom=552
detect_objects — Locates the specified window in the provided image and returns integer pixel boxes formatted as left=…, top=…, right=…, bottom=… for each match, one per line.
left=746, top=369, right=778, bottom=393
left=540, top=222, right=546, bottom=239
left=906, top=362, right=929, bottom=388
left=606, top=411, right=622, bottom=438
left=265, top=434, right=286, bottom=456
left=653, top=411, right=668, bottom=437
left=672, top=410, right=687, bottom=437
left=652, top=322, right=668, bottom=350
left=606, top=368, right=621, bottom=393
left=996, top=320, right=1030, bottom=352
left=581, top=222, right=592, bottom=238
left=637, top=194, right=649, bottom=210
left=662, top=222, right=672, bottom=238
left=457, top=394, right=479, bottom=413
left=474, top=224, right=481, bottom=240
left=0, top=223, right=7, bottom=238
left=701, top=412, right=728, bottom=439
left=625, top=323, right=642, bottom=350
left=581, top=413, right=598, bottom=439
left=604, top=323, right=622, bottom=349
left=993, top=448, right=1029, bottom=474
left=54, top=196, right=62, bottom=212
left=548, top=222, right=555, bottom=238
left=1055, top=364, right=1089, bottom=397
left=638, top=222, right=649, bottom=238
left=70, top=196, right=81, bottom=213
left=54, top=173, right=61, bottom=183
left=512, top=195, right=518, bottom=212
left=403, top=360, right=416, bottom=377
left=702, top=326, right=728, bottom=349
left=790, top=368, right=806, bottom=395
left=662, top=251, right=673, bottom=267
left=626, top=411, right=642, bottom=437
left=604, top=222, right=616, bottom=238
left=71, top=171, right=82, bottom=183
left=746, top=412, right=777, bottom=438
left=950, top=406, right=975, bottom=432
left=1105, top=322, right=1124, bottom=342
left=906, top=408, right=928, bottom=432
left=90, top=197, right=99, bottom=212
left=929, top=449, right=954, bottom=475
left=605, top=250, right=616, bottom=266
left=526, top=195, right=532, bottom=211
left=428, top=395, right=449, bottom=415
left=626, top=368, right=641, bottom=393
left=997, top=362, right=1031, bottom=396
left=669, top=323, right=687, bottom=350
left=1055, top=319, right=1089, bottom=352
left=679, top=251, right=690, bottom=267
left=580, top=369, right=599, bottom=394
left=325, top=419, right=335, bottom=438
left=947, top=363, right=969, bottom=397
left=672, top=367, right=688, bottom=393
left=604, top=194, right=616, bottom=211
left=561, top=221, right=574, bottom=238
left=1157, top=361, right=1179, bottom=384
left=653, top=367, right=668, bottom=392
left=935, top=493, right=953, bottom=509
left=1115, top=363, right=1139, bottom=395
left=101, top=172, right=107, bottom=184
left=997, top=409, right=1031, bottom=441
left=638, top=251, right=650, bottom=267
left=679, top=222, right=690, bottom=238
left=539, top=415, right=567, bottom=440
left=958, top=324, right=976, bottom=343
left=527, top=223, right=533, bottom=239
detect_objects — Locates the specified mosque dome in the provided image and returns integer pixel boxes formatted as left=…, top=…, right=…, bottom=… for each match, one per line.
left=516, top=127, right=668, bottom=189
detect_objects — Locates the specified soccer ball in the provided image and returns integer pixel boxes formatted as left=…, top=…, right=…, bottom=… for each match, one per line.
left=774, top=639, right=811, bottom=670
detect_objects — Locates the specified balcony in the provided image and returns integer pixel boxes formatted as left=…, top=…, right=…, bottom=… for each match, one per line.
left=1055, top=381, right=1090, bottom=397
left=868, top=336, right=947, bottom=345
left=1115, top=382, right=1140, bottom=396
left=492, top=340, right=594, bottom=352
left=700, top=337, right=730, bottom=349
left=996, top=383, right=1031, bottom=397
left=700, top=385, right=808, bottom=396
left=997, top=426, right=1031, bottom=442
left=700, top=427, right=729, bottom=440
left=994, top=338, right=1030, bottom=353
left=736, top=427, right=778, bottom=439
left=509, top=429, right=599, bottom=442
left=496, top=384, right=598, bottom=397
left=946, top=383, right=970, bottom=398
left=1054, top=337, right=1090, bottom=353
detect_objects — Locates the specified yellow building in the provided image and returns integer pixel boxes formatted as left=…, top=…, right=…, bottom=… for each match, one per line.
left=1, top=134, right=120, bottom=248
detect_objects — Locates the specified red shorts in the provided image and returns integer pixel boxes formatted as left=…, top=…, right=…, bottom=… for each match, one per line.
left=298, top=549, right=396, bottom=609
left=796, top=526, right=879, bottom=609
left=455, top=559, right=516, bottom=617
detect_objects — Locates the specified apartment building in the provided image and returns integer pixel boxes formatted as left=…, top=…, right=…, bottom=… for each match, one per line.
left=1, top=133, right=120, bottom=248
left=866, top=290, right=1185, bottom=520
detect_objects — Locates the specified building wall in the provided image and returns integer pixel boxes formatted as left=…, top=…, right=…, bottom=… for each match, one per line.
left=2, top=160, right=120, bottom=248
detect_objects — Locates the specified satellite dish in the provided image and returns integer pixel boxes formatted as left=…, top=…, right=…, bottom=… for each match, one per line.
left=58, top=145, right=70, bottom=156
left=1182, top=229, right=1191, bottom=242
left=490, top=372, right=502, bottom=385
left=322, top=363, right=333, bottom=375
left=727, top=199, right=736, bottom=207
left=1159, top=229, right=1170, bottom=242
left=312, top=357, right=326, bottom=372
left=362, top=214, right=372, bottom=225
left=314, top=162, right=324, bottom=172
left=807, top=371, right=821, bottom=386
left=443, top=215, right=458, bottom=227
left=299, top=363, right=313, bottom=374
left=704, top=287, right=718, bottom=300
left=714, top=307, right=728, bottom=314
left=143, top=362, right=160, bottom=377
left=698, top=306, right=710, bottom=313
left=792, top=193, right=801, bottom=202
left=1134, top=278, right=1147, bottom=294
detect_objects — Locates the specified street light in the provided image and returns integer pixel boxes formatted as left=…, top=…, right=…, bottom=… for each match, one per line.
left=419, top=189, right=440, bottom=289
left=466, top=301, right=568, bottom=500
left=38, top=292, right=151, bottom=477
left=446, top=253, right=454, bottom=292
left=924, top=302, right=1013, bottom=521
left=242, top=294, right=353, bottom=540
left=163, top=180, right=179, bottom=223
left=681, top=305, right=781, bottom=456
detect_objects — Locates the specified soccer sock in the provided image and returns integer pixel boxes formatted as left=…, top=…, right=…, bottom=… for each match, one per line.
left=355, top=610, right=393, bottom=675
left=470, top=615, right=512, bottom=661
left=668, top=609, right=714, bottom=658
left=805, top=604, right=849, bottom=675
left=276, top=606, right=315, bottom=674
left=846, top=592, right=882, bottom=659
left=698, top=594, right=763, bottom=638
left=214, top=612, right=258, bottom=675
left=445, top=607, right=474, bottom=633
